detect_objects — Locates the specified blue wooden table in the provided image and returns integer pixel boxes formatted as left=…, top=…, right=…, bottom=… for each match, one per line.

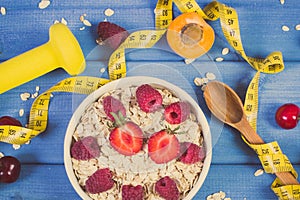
left=1, top=0, right=300, bottom=199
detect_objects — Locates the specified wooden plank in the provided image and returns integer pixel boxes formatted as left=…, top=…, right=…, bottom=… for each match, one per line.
left=1, top=164, right=298, bottom=199
left=0, top=61, right=299, bottom=166
left=0, top=0, right=300, bottom=61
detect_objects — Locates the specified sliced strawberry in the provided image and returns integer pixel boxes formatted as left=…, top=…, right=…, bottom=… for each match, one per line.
left=109, top=121, right=143, bottom=156
left=148, top=130, right=180, bottom=164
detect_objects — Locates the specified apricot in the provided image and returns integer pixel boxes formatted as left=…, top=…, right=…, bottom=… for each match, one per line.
left=167, top=12, right=215, bottom=59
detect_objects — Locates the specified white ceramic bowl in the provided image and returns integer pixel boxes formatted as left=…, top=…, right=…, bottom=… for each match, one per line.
left=64, top=76, right=212, bottom=200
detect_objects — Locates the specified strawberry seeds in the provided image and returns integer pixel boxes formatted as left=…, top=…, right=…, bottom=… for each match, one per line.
left=70, top=84, right=206, bottom=199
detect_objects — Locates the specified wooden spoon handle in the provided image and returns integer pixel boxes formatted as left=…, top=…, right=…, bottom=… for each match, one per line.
left=237, top=117, right=299, bottom=185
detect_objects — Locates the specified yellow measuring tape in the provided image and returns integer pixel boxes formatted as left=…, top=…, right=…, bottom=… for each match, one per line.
left=155, top=0, right=297, bottom=199
left=0, top=76, right=109, bottom=145
left=0, top=0, right=297, bottom=198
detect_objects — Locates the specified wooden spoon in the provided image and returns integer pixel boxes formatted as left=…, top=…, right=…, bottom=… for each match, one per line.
left=203, top=81, right=299, bottom=185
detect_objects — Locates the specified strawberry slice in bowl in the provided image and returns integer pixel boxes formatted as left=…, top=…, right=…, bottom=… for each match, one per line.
left=148, top=129, right=180, bottom=164
left=64, top=76, right=212, bottom=200
left=109, top=120, right=143, bottom=156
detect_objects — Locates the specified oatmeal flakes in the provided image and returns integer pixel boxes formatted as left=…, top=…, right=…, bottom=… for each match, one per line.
left=184, top=58, right=195, bottom=64
left=71, top=85, right=205, bottom=199
left=0, top=152, right=4, bottom=158
left=282, top=25, right=289, bottom=32
left=215, top=57, right=224, bottom=62
left=254, top=168, right=264, bottom=176
left=38, top=0, right=50, bottom=9
left=19, top=108, right=24, bottom=117
left=20, top=92, right=31, bottom=101
left=104, top=8, right=115, bottom=17
left=83, top=19, right=92, bottom=26
left=61, top=18, right=68, bottom=25
left=13, top=144, right=21, bottom=150
left=295, top=24, right=300, bottom=31
left=0, top=7, right=6, bottom=15
left=221, top=47, right=229, bottom=55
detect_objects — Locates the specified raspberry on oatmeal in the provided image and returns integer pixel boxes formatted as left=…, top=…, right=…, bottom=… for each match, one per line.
left=71, top=84, right=205, bottom=200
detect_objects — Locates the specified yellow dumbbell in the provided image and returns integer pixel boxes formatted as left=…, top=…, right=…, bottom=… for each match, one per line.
left=0, top=23, right=86, bottom=94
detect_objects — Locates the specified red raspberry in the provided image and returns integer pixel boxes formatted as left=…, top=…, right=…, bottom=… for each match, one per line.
left=179, top=142, right=205, bottom=164
left=71, top=136, right=100, bottom=160
left=96, top=21, right=129, bottom=50
left=122, top=185, right=144, bottom=200
left=136, top=84, right=163, bottom=113
left=155, top=176, right=180, bottom=200
left=164, top=102, right=190, bottom=124
left=85, top=168, right=114, bottom=194
left=103, top=95, right=126, bottom=121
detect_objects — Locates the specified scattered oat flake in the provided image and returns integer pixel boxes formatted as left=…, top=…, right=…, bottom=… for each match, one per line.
left=206, top=72, right=216, bottom=80
left=282, top=25, right=289, bottom=31
left=38, top=0, right=50, bottom=9
left=215, top=57, right=224, bottom=62
left=254, top=168, right=264, bottom=176
left=207, top=191, right=230, bottom=200
left=83, top=19, right=92, bottom=26
left=295, top=24, right=300, bottom=31
left=1, top=6, right=6, bottom=15
left=13, top=144, right=21, bottom=150
left=100, top=67, right=106, bottom=73
left=61, top=18, right=68, bottom=25
left=32, top=92, right=39, bottom=98
left=194, top=77, right=205, bottom=86
left=19, top=109, right=24, bottom=117
left=184, top=58, right=195, bottom=64
left=53, top=20, right=60, bottom=24
left=79, top=26, right=85, bottom=31
left=280, top=0, right=285, bottom=4
left=222, top=47, right=229, bottom=55
left=20, top=92, right=31, bottom=101
left=79, top=15, right=85, bottom=22
left=0, top=152, right=4, bottom=158
left=104, top=8, right=115, bottom=17
left=36, top=86, right=40, bottom=92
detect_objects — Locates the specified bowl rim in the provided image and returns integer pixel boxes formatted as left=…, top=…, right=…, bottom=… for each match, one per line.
left=64, top=76, right=212, bottom=200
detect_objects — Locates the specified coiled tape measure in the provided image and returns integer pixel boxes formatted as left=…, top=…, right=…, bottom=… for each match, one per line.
left=0, top=0, right=298, bottom=199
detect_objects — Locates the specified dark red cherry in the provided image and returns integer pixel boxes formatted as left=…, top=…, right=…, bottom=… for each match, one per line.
left=275, top=103, right=300, bottom=129
left=0, top=116, right=22, bottom=126
left=0, top=156, right=21, bottom=183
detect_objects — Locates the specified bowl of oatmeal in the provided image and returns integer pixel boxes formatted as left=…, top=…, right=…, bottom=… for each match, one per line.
left=64, top=76, right=212, bottom=200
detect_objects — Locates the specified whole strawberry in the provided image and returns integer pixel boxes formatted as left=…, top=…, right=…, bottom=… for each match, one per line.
left=136, top=84, right=163, bottom=113
left=96, top=21, right=129, bottom=50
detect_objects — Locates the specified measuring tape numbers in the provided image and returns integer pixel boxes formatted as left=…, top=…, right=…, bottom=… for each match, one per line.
left=0, top=1, right=296, bottom=199
left=0, top=76, right=109, bottom=145
left=108, top=30, right=166, bottom=80
left=243, top=137, right=300, bottom=199
left=154, top=0, right=296, bottom=199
